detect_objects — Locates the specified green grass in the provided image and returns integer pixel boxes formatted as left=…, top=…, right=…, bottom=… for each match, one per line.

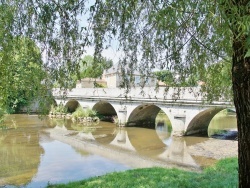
left=47, top=157, right=238, bottom=188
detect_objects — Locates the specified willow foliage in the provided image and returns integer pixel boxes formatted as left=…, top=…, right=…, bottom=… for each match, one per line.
left=0, top=4, right=47, bottom=112
left=90, top=0, right=234, bottom=100
left=0, top=0, right=87, bottom=111
left=0, top=0, right=235, bottom=101
left=2, top=0, right=250, bottom=187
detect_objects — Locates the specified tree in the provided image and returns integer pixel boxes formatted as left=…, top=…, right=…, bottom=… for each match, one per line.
left=58, top=55, right=113, bottom=88
left=0, top=37, right=46, bottom=113
left=0, top=108, right=5, bottom=126
left=90, top=2, right=249, bottom=186
left=1, top=0, right=250, bottom=186
left=202, top=59, right=232, bottom=101
left=154, top=70, right=174, bottom=86
left=155, top=60, right=232, bottom=94
left=0, top=4, right=48, bottom=113
left=79, top=55, right=113, bottom=79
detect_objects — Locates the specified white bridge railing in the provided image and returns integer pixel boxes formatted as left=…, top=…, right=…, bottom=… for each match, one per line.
left=53, top=87, right=233, bottom=107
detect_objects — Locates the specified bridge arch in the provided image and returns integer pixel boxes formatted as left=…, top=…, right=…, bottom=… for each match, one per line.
left=65, top=99, right=81, bottom=113
left=127, top=104, right=172, bottom=130
left=185, top=107, right=226, bottom=136
left=92, top=101, right=117, bottom=121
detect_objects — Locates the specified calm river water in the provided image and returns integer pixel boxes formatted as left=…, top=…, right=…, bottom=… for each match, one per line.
left=0, top=111, right=237, bottom=188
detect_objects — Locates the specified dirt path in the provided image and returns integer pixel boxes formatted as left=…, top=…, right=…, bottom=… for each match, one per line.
left=188, top=138, right=238, bottom=159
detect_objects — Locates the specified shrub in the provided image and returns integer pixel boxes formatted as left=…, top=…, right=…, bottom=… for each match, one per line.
left=50, top=104, right=67, bottom=114
left=72, top=107, right=97, bottom=119
left=85, top=108, right=97, bottom=117
left=0, top=108, right=6, bottom=129
left=72, top=107, right=86, bottom=119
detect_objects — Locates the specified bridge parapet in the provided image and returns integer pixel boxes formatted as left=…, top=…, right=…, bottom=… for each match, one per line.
left=52, top=87, right=232, bottom=106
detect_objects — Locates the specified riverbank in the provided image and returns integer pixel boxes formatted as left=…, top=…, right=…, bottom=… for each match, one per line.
left=188, top=138, right=238, bottom=160
left=47, top=157, right=238, bottom=188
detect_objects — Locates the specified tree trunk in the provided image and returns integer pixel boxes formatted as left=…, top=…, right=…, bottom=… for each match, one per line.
left=232, top=33, right=250, bottom=187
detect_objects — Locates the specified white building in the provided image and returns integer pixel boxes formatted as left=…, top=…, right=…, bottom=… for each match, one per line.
left=75, top=63, right=157, bottom=88
left=75, top=78, right=107, bottom=88
left=103, top=63, right=157, bottom=88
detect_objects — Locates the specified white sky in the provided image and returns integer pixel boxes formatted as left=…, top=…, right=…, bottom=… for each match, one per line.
left=84, top=46, right=122, bottom=64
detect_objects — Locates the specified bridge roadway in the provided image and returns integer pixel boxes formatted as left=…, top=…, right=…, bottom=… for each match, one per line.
left=52, top=87, right=234, bottom=136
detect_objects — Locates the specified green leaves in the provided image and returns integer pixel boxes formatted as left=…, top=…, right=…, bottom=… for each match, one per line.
left=79, top=55, right=113, bottom=79
left=0, top=36, right=46, bottom=113
left=154, top=70, right=174, bottom=86
left=244, top=49, right=250, bottom=58
left=0, top=0, right=247, bottom=105
left=202, top=59, right=233, bottom=102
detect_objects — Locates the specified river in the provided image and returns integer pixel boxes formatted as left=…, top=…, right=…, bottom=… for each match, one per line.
left=0, top=111, right=237, bottom=188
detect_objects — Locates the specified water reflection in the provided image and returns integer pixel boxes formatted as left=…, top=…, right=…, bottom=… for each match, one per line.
left=0, top=115, right=129, bottom=187
left=48, top=110, right=237, bottom=165
left=0, top=112, right=237, bottom=187
left=208, top=110, right=237, bottom=139
left=155, top=113, right=172, bottom=146
left=49, top=117, right=206, bottom=169
left=48, top=111, right=237, bottom=168
left=28, top=140, right=129, bottom=188
left=0, top=115, right=45, bottom=187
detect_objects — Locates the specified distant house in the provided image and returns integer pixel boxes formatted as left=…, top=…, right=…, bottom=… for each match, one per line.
left=103, top=63, right=157, bottom=88
left=75, top=63, right=158, bottom=88
left=75, top=78, right=107, bottom=88
left=157, top=80, right=167, bottom=87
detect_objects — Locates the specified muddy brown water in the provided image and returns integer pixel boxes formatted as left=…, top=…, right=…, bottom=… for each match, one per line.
left=0, top=112, right=237, bottom=188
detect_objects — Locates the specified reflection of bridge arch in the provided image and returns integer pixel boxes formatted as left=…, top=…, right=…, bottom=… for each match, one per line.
left=157, top=136, right=198, bottom=167
left=127, top=104, right=172, bottom=129
left=91, top=122, right=117, bottom=144
left=110, top=128, right=137, bottom=151
left=185, top=107, right=226, bottom=136
left=126, top=127, right=166, bottom=155
left=110, top=128, right=197, bottom=166
left=108, top=127, right=167, bottom=155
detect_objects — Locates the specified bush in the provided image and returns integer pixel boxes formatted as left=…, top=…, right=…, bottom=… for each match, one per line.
left=50, top=104, right=67, bottom=114
left=0, top=108, right=6, bottom=125
left=71, top=107, right=85, bottom=119
left=85, top=108, right=97, bottom=117
left=72, top=107, right=97, bottom=119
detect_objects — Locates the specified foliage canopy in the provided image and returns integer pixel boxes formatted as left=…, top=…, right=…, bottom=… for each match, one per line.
left=1, top=1, right=250, bottom=186
left=79, top=55, right=113, bottom=79
left=0, top=1, right=235, bottom=101
left=0, top=35, right=46, bottom=113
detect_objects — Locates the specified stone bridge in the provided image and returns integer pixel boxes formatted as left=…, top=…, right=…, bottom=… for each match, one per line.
left=52, top=87, right=234, bottom=136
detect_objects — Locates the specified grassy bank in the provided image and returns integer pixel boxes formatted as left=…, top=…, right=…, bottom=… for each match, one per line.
left=47, top=157, right=238, bottom=188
